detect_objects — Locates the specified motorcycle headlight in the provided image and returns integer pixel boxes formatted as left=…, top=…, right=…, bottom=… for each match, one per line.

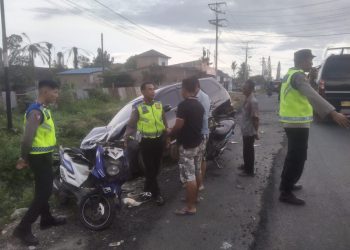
left=105, top=159, right=121, bottom=176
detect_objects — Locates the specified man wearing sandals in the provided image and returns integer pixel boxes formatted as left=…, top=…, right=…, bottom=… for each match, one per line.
left=168, top=77, right=204, bottom=215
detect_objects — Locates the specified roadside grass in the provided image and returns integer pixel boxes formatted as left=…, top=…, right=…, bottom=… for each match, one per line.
left=0, top=97, right=127, bottom=227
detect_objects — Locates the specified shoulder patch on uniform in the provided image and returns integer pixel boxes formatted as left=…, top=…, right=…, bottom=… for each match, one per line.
left=155, top=103, right=161, bottom=109
left=141, top=105, right=149, bottom=114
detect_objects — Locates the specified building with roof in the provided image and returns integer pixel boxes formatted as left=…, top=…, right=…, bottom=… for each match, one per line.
left=57, top=67, right=103, bottom=89
left=134, top=49, right=171, bottom=69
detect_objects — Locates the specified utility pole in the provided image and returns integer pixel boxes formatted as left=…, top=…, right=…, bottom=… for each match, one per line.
left=267, top=56, right=272, bottom=81
left=276, top=61, right=281, bottom=80
left=243, top=42, right=252, bottom=82
left=208, top=2, right=226, bottom=78
left=261, top=57, right=266, bottom=77
left=0, top=0, right=12, bottom=130
left=101, top=33, right=105, bottom=72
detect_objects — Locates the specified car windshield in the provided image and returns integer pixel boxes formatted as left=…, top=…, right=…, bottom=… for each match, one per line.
left=323, top=56, right=350, bottom=80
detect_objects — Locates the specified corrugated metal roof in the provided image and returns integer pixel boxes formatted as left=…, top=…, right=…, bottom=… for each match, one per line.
left=57, top=67, right=103, bottom=75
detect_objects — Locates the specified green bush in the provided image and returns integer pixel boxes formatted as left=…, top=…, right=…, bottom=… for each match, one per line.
left=57, top=84, right=75, bottom=111
left=88, top=88, right=111, bottom=102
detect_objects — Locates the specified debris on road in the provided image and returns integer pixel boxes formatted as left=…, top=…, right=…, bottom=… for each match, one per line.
left=109, top=240, right=124, bottom=247
left=122, top=198, right=142, bottom=207
left=220, top=241, right=233, bottom=249
left=10, top=208, right=28, bottom=220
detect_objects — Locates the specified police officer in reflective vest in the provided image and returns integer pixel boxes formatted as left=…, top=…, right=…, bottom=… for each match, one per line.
left=279, top=49, right=350, bottom=205
left=13, top=80, right=66, bottom=246
left=125, top=82, right=168, bottom=206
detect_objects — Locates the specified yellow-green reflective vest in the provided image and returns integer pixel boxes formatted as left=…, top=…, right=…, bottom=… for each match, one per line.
left=279, top=68, right=313, bottom=123
left=137, top=101, right=165, bottom=138
left=24, top=104, right=56, bottom=154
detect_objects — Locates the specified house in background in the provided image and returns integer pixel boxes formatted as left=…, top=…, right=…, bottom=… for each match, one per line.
left=57, top=67, right=103, bottom=89
left=134, top=49, right=171, bottom=68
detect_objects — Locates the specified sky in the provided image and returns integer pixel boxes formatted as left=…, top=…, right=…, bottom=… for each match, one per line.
left=3, top=0, right=350, bottom=77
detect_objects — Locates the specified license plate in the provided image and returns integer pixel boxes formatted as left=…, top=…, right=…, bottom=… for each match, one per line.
left=341, top=101, right=350, bottom=107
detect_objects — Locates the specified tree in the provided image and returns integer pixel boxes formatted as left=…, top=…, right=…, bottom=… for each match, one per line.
left=237, top=62, right=250, bottom=83
left=92, top=48, right=114, bottom=67
left=66, top=47, right=91, bottom=69
left=21, top=33, right=49, bottom=67
left=231, top=61, right=237, bottom=78
left=124, top=55, right=137, bottom=70
left=103, top=71, right=134, bottom=87
left=6, top=34, right=28, bottom=66
left=46, top=43, right=53, bottom=68
left=78, top=55, right=91, bottom=68
left=141, top=65, right=165, bottom=86
left=55, top=52, right=65, bottom=69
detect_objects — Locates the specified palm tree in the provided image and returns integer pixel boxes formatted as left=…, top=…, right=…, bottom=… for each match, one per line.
left=21, top=33, right=49, bottom=67
left=231, top=61, right=237, bottom=78
left=56, top=52, right=64, bottom=69
left=65, top=47, right=91, bottom=69
left=46, top=43, right=53, bottom=68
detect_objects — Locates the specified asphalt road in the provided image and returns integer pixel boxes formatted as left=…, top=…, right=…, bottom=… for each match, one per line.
left=254, top=117, right=350, bottom=250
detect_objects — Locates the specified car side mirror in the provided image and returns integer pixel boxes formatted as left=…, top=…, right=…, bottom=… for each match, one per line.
left=163, top=104, right=172, bottom=113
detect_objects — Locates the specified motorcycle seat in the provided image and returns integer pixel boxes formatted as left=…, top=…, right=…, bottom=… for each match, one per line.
left=64, top=148, right=93, bottom=169
left=211, top=119, right=235, bottom=140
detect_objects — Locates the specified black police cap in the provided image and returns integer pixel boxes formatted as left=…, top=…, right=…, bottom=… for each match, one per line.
left=294, top=49, right=316, bottom=61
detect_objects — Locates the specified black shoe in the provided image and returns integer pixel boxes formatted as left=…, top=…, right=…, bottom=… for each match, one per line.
left=13, top=226, right=39, bottom=246
left=40, top=216, right=67, bottom=230
left=154, top=195, right=165, bottom=206
left=279, top=192, right=305, bottom=206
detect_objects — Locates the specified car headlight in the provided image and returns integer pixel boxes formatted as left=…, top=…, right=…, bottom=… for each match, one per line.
left=105, top=158, right=121, bottom=176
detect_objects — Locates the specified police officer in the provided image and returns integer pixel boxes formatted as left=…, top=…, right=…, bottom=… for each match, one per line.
left=13, top=80, right=66, bottom=246
left=279, top=49, right=350, bottom=205
left=124, top=82, right=168, bottom=206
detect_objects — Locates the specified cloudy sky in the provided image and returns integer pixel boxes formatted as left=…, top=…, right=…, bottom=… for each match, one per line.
left=3, top=0, right=350, bottom=76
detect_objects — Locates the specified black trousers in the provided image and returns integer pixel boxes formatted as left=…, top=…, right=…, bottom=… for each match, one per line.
left=19, top=153, right=54, bottom=230
left=280, top=128, right=309, bottom=193
left=139, top=136, right=164, bottom=197
left=243, top=136, right=255, bottom=174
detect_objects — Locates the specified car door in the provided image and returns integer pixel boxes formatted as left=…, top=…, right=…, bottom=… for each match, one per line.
left=156, top=87, right=182, bottom=128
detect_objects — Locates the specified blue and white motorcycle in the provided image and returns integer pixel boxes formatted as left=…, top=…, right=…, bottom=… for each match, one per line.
left=53, top=141, right=129, bottom=231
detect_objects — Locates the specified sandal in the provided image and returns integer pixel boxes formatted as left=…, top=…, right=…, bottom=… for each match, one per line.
left=174, top=208, right=196, bottom=216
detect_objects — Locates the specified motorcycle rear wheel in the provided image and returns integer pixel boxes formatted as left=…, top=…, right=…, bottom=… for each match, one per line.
left=79, top=194, right=116, bottom=231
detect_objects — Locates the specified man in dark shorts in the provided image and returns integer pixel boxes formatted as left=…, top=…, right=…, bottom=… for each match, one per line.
left=168, top=76, right=204, bottom=215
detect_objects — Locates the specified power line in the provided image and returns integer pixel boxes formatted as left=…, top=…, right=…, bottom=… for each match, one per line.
left=227, top=30, right=350, bottom=38
left=229, top=0, right=338, bottom=13
left=227, top=12, right=350, bottom=28
left=227, top=5, right=350, bottom=18
left=92, top=0, right=194, bottom=52
left=56, top=0, right=202, bottom=58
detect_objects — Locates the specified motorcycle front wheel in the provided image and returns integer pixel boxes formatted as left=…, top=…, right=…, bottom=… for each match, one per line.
left=79, top=194, right=116, bottom=231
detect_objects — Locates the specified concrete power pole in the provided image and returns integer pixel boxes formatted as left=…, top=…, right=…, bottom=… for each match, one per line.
left=267, top=56, right=272, bottom=81
left=243, top=42, right=253, bottom=82
left=276, top=61, right=281, bottom=80
left=0, top=0, right=12, bottom=130
left=208, top=2, right=226, bottom=78
left=101, top=33, right=104, bottom=72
